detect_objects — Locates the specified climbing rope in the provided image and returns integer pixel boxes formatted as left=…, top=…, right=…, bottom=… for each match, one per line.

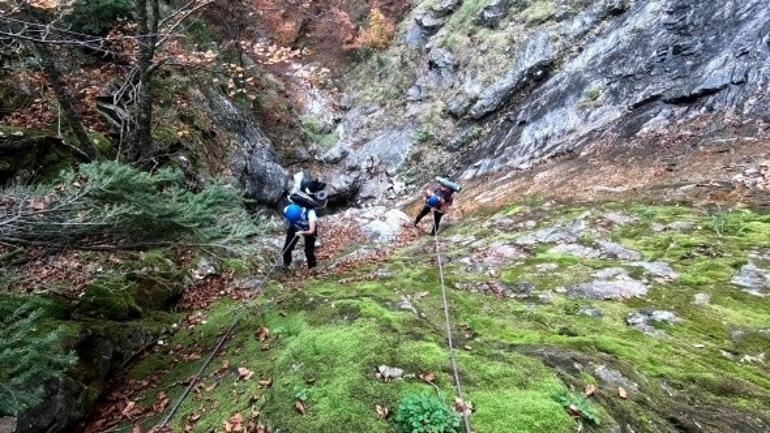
left=433, top=215, right=473, bottom=433
left=155, top=235, right=299, bottom=429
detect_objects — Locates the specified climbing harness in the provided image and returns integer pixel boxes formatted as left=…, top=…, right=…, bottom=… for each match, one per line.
left=155, top=235, right=299, bottom=429
left=433, top=227, right=473, bottom=433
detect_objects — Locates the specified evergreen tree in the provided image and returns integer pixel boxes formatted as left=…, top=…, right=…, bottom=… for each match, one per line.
left=0, top=303, right=76, bottom=416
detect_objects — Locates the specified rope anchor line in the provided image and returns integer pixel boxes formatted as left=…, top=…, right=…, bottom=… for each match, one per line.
left=155, top=235, right=299, bottom=429
left=156, top=219, right=472, bottom=432
left=433, top=223, right=473, bottom=433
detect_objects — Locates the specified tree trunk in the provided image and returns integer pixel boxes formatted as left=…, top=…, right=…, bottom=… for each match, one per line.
left=19, top=9, right=98, bottom=161
left=132, top=0, right=160, bottom=161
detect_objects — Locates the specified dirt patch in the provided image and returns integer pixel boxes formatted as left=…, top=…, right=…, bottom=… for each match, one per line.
left=457, top=137, right=770, bottom=215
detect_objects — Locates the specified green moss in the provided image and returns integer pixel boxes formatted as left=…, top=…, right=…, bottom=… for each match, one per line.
left=89, top=132, right=114, bottom=158
left=301, top=115, right=339, bottom=149
left=578, top=85, right=604, bottom=109
left=78, top=274, right=142, bottom=321
left=521, top=1, right=556, bottom=24
left=472, top=390, right=573, bottom=433
left=105, top=200, right=770, bottom=433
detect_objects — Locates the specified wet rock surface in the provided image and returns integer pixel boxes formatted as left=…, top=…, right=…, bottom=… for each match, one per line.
left=548, top=243, right=601, bottom=258
left=630, top=261, right=678, bottom=280
left=462, top=0, right=770, bottom=179
left=210, top=92, right=289, bottom=204
left=568, top=279, right=648, bottom=300
left=627, top=310, right=682, bottom=335
left=354, top=207, right=412, bottom=243
left=596, top=240, right=642, bottom=261
left=515, top=216, right=587, bottom=245
left=732, top=262, right=770, bottom=296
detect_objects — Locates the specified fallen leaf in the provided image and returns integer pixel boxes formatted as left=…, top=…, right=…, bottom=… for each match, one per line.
left=295, top=401, right=307, bottom=415
left=225, top=413, right=244, bottom=432
left=122, top=401, right=137, bottom=418
left=375, top=404, right=390, bottom=419
left=259, top=378, right=272, bottom=388
left=618, top=387, right=628, bottom=399
left=238, top=367, right=255, bottom=381
left=420, top=371, right=436, bottom=383
left=132, top=425, right=143, bottom=433
left=568, top=403, right=582, bottom=415
left=453, top=396, right=473, bottom=416
left=153, top=391, right=170, bottom=413
left=218, top=360, right=230, bottom=374
left=585, top=384, right=596, bottom=397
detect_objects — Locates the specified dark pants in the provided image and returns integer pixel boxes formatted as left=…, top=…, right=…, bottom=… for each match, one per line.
left=283, top=227, right=317, bottom=268
left=414, top=205, right=444, bottom=235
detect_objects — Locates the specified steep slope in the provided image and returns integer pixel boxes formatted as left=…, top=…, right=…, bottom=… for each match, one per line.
left=80, top=195, right=770, bottom=433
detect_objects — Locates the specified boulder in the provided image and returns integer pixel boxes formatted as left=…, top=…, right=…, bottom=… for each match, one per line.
left=349, top=128, right=414, bottom=170
left=692, top=292, right=711, bottom=305
left=630, top=261, right=678, bottom=280
left=206, top=91, right=290, bottom=204
left=322, top=145, right=349, bottom=163
left=446, top=92, right=474, bottom=118
left=593, top=267, right=629, bottom=279
left=731, top=262, right=770, bottom=296
left=358, top=207, right=412, bottom=243
left=602, top=212, right=637, bottom=226
left=593, top=365, right=638, bottom=390
left=429, top=0, right=462, bottom=17
left=568, top=279, right=648, bottom=300
left=578, top=306, right=604, bottom=318
left=470, top=31, right=558, bottom=119
left=596, top=240, right=642, bottom=260
left=548, top=243, right=601, bottom=258
left=473, top=0, right=511, bottom=28
left=627, top=310, right=682, bottom=335
left=515, top=216, right=587, bottom=245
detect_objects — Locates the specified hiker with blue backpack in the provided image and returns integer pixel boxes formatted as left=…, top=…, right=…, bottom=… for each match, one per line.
left=414, top=177, right=462, bottom=235
left=282, top=174, right=328, bottom=269
left=283, top=203, right=318, bottom=269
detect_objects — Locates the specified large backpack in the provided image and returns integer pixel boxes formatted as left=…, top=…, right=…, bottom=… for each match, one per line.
left=288, top=176, right=328, bottom=209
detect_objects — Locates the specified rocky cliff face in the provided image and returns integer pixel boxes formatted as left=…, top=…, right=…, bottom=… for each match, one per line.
left=304, top=0, right=770, bottom=202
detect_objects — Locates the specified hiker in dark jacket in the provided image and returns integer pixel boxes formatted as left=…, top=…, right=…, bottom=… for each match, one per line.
left=414, top=183, right=455, bottom=235
left=283, top=203, right=318, bottom=269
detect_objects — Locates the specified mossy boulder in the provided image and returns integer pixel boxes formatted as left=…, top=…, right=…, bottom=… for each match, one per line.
left=77, top=276, right=142, bottom=321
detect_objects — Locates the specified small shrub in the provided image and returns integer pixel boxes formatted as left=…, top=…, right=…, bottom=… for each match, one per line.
left=394, top=392, right=460, bottom=433
left=293, top=385, right=309, bottom=402
left=355, top=8, right=395, bottom=49
left=67, top=0, right=134, bottom=35
left=553, top=391, right=601, bottom=426
left=633, top=205, right=657, bottom=221
left=416, top=128, right=437, bottom=143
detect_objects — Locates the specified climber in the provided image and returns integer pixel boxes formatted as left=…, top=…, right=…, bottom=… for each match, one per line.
left=413, top=178, right=459, bottom=235
left=283, top=203, right=318, bottom=269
